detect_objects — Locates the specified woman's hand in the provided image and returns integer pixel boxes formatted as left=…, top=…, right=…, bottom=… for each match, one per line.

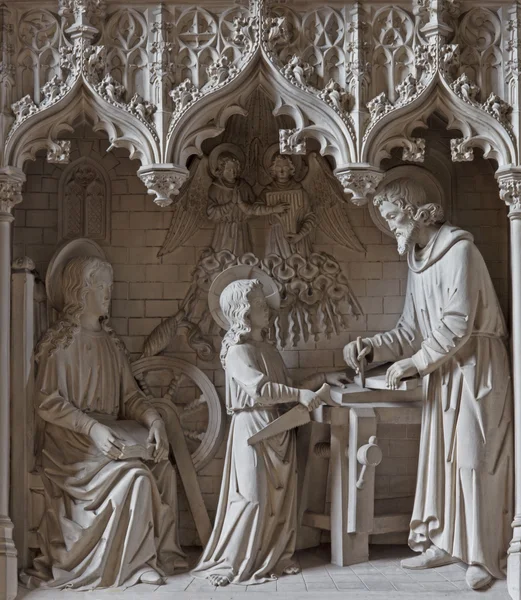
left=385, top=359, right=419, bottom=390
left=147, top=419, right=170, bottom=463
left=90, top=423, right=124, bottom=460
left=324, top=371, right=351, bottom=388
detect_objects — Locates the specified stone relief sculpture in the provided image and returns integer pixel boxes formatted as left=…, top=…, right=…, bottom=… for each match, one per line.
left=261, top=150, right=364, bottom=347
left=343, top=178, right=514, bottom=591
left=21, top=240, right=186, bottom=590
left=192, top=269, right=347, bottom=586
left=206, top=145, right=288, bottom=256
left=143, top=139, right=364, bottom=358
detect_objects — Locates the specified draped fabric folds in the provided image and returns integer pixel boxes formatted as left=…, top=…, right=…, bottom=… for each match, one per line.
left=366, top=224, right=513, bottom=579
left=22, top=329, right=186, bottom=590
left=192, top=341, right=309, bottom=585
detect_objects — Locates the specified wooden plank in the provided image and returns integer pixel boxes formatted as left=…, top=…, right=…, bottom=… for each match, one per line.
left=302, top=511, right=331, bottom=531
left=165, top=408, right=212, bottom=547
left=373, top=513, right=411, bottom=535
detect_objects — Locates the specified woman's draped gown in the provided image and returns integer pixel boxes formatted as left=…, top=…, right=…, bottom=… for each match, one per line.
left=22, top=328, right=186, bottom=590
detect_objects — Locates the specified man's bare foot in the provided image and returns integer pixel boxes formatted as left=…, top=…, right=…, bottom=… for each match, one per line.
left=139, top=569, right=164, bottom=585
left=283, top=563, right=301, bottom=575
left=209, top=574, right=231, bottom=587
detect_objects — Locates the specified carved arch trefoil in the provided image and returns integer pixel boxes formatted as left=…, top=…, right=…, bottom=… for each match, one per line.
left=362, top=74, right=518, bottom=173
left=4, top=83, right=161, bottom=172
left=58, top=157, right=111, bottom=244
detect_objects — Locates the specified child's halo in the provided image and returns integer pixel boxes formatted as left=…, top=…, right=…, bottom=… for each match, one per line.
left=208, top=265, right=280, bottom=330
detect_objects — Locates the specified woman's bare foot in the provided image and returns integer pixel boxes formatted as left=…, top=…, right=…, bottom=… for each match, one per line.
left=139, top=569, right=164, bottom=585
left=283, top=563, right=301, bottom=575
left=209, top=574, right=231, bottom=587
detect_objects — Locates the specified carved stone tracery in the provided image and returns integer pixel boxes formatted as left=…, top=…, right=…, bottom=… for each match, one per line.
left=58, top=158, right=110, bottom=242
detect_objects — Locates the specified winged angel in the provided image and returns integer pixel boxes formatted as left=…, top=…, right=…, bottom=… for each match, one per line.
left=142, top=146, right=365, bottom=358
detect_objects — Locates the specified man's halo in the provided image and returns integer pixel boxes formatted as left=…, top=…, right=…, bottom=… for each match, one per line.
left=208, top=265, right=281, bottom=331
left=371, top=166, right=445, bottom=238
left=46, top=238, right=107, bottom=312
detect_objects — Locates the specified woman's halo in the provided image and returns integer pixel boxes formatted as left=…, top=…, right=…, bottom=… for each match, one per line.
left=46, top=238, right=107, bottom=312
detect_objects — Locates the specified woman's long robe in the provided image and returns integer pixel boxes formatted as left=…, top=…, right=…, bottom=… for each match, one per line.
left=192, top=340, right=314, bottom=585
left=22, top=328, right=186, bottom=590
left=365, top=223, right=513, bottom=579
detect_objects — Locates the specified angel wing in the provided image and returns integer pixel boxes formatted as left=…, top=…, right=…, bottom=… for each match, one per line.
left=302, top=153, right=365, bottom=254
left=157, top=156, right=213, bottom=257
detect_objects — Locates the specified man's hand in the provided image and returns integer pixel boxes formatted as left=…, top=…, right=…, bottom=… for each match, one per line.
left=324, top=371, right=351, bottom=388
left=386, top=359, right=419, bottom=390
left=343, top=340, right=372, bottom=372
left=90, top=423, right=124, bottom=460
left=147, top=419, right=170, bottom=463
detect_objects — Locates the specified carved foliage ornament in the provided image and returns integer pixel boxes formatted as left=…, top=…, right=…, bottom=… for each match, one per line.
left=336, top=170, right=384, bottom=206
left=138, top=168, right=189, bottom=208
left=497, top=173, right=521, bottom=215
left=47, top=140, right=72, bottom=164
left=0, top=181, right=23, bottom=215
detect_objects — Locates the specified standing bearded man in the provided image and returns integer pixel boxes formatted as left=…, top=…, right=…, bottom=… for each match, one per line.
left=344, top=178, right=513, bottom=590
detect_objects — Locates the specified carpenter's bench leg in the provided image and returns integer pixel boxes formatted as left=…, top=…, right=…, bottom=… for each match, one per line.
left=330, top=407, right=378, bottom=566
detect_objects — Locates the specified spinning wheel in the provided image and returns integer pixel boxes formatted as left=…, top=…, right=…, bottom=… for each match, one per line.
left=131, top=356, right=225, bottom=473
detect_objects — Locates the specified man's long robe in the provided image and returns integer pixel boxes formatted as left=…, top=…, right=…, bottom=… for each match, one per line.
left=365, top=223, right=513, bottom=579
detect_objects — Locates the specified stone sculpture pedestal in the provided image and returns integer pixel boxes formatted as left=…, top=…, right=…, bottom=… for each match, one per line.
left=297, top=382, right=422, bottom=567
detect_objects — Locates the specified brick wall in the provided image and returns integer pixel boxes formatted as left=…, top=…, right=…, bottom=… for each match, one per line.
left=13, top=129, right=510, bottom=546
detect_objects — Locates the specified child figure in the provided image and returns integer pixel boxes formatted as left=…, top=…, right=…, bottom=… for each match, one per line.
left=192, top=278, right=345, bottom=586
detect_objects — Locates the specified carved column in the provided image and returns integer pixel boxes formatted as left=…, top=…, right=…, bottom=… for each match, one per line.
left=0, top=167, right=24, bottom=600
left=498, top=169, right=521, bottom=600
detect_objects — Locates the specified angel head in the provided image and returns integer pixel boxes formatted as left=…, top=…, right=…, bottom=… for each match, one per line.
left=373, top=178, right=445, bottom=255
left=216, top=154, right=241, bottom=185
left=36, top=257, right=122, bottom=360
left=219, top=279, right=269, bottom=367
left=269, top=154, right=296, bottom=184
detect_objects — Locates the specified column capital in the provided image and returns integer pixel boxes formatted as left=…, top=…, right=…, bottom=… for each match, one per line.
left=496, top=168, right=521, bottom=219
left=137, top=163, right=189, bottom=207
left=334, top=165, right=384, bottom=207
left=0, top=167, right=25, bottom=219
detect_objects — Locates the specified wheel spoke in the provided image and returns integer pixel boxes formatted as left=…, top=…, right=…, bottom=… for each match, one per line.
left=164, top=374, right=183, bottom=403
left=135, top=372, right=154, bottom=399
left=183, top=427, right=205, bottom=442
left=181, top=395, right=206, bottom=418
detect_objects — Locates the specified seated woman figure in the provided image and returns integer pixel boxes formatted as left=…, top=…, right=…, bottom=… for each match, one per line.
left=192, top=278, right=345, bottom=586
left=22, top=256, right=186, bottom=590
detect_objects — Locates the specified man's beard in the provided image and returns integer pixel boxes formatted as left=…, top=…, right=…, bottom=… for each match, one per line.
left=395, top=220, right=419, bottom=255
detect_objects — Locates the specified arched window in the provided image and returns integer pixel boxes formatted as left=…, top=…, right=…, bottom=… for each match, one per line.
left=58, top=157, right=111, bottom=243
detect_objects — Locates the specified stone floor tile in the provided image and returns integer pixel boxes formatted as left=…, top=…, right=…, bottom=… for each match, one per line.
left=407, top=571, right=448, bottom=581
left=276, top=582, right=308, bottom=592
left=420, top=582, right=459, bottom=591
left=302, top=573, right=333, bottom=582
left=350, top=565, right=380, bottom=574
left=246, top=583, right=277, bottom=592
left=391, top=582, right=425, bottom=592
left=305, top=581, right=337, bottom=591
left=334, top=581, right=368, bottom=590
left=329, top=574, right=362, bottom=583
left=365, top=581, right=397, bottom=591
left=184, top=579, right=216, bottom=592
